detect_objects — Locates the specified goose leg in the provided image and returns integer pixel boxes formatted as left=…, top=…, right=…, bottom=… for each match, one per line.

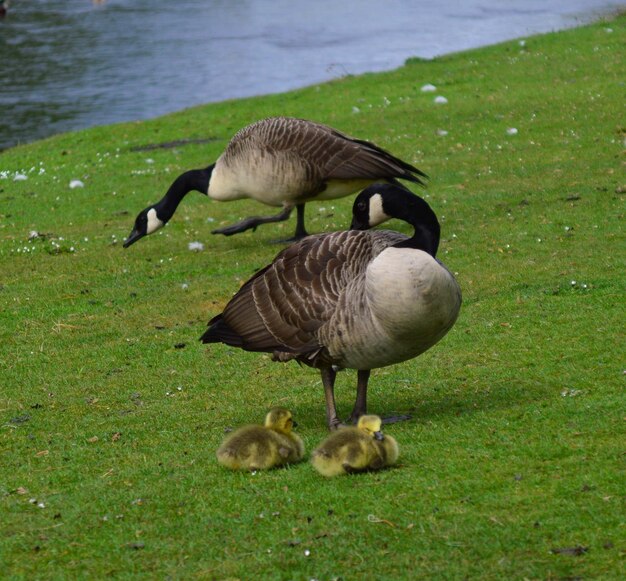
left=347, top=369, right=370, bottom=424
left=321, top=367, right=344, bottom=431
left=270, top=204, right=310, bottom=244
left=292, top=204, right=309, bottom=240
left=211, top=206, right=293, bottom=236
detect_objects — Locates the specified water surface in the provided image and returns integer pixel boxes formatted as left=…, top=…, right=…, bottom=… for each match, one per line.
left=0, top=0, right=621, bottom=150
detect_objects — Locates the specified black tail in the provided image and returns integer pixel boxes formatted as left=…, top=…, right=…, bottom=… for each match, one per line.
left=200, top=315, right=244, bottom=347
left=349, top=136, right=428, bottom=185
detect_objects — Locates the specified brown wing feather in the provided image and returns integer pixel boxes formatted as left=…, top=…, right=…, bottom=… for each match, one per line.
left=226, top=117, right=426, bottom=188
left=201, top=230, right=407, bottom=365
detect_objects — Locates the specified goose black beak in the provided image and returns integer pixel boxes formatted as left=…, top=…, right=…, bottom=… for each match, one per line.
left=350, top=218, right=368, bottom=231
left=374, top=431, right=385, bottom=441
left=123, top=228, right=145, bottom=248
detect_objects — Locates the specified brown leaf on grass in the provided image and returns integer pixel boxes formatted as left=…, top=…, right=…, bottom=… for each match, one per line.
left=367, top=514, right=396, bottom=527
left=550, top=545, right=588, bottom=556
left=111, top=432, right=122, bottom=442
left=16, top=487, right=28, bottom=495
left=35, top=450, right=49, bottom=457
left=87, top=436, right=99, bottom=443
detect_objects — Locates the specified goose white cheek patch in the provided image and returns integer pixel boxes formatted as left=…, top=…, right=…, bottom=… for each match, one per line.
left=368, top=193, right=391, bottom=227
left=146, top=208, right=164, bottom=234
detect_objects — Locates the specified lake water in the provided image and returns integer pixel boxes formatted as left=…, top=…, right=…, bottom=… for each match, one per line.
left=0, top=0, right=621, bottom=150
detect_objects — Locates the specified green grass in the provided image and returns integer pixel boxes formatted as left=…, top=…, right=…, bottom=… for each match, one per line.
left=1, top=14, right=625, bottom=580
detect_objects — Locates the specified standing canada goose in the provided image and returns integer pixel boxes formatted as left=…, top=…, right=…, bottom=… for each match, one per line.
left=311, top=415, right=399, bottom=477
left=216, top=408, right=304, bottom=471
left=123, top=116, right=426, bottom=247
left=201, top=183, right=461, bottom=430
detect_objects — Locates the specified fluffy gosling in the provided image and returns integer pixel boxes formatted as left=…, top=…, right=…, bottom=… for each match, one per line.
left=216, top=408, right=304, bottom=471
left=311, top=415, right=399, bottom=477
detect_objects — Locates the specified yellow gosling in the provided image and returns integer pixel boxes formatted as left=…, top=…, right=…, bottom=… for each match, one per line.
left=311, top=415, right=399, bottom=477
left=216, top=408, right=304, bottom=471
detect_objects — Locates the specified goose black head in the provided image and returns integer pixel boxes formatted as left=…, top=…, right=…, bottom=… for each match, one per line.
left=123, top=166, right=213, bottom=249
left=350, top=183, right=441, bottom=256
left=123, top=206, right=165, bottom=248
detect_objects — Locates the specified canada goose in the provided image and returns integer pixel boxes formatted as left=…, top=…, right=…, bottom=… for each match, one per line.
left=123, top=116, right=426, bottom=247
left=201, top=183, right=461, bottom=430
left=311, top=415, right=399, bottom=477
left=216, top=408, right=304, bottom=471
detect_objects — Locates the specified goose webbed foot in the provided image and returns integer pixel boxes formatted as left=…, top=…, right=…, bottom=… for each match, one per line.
left=211, top=206, right=293, bottom=237
left=381, top=414, right=413, bottom=425
left=329, top=419, right=349, bottom=431
left=270, top=232, right=310, bottom=245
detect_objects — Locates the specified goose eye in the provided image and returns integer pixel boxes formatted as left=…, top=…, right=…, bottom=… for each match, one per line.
left=357, top=201, right=367, bottom=211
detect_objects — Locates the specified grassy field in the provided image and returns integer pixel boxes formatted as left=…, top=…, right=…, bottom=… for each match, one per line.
left=1, top=13, right=625, bottom=580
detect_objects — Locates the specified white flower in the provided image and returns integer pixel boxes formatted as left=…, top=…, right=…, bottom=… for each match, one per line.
left=421, top=83, right=436, bottom=92
left=188, top=241, right=205, bottom=252
left=14, top=174, right=28, bottom=181
left=437, top=129, right=448, bottom=136
left=69, top=179, right=84, bottom=189
left=352, top=106, right=360, bottom=114
left=506, top=128, right=518, bottom=136
left=434, top=96, right=448, bottom=104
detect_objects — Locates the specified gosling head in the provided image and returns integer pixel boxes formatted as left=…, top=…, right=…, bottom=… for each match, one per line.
left=265, top=408, right=297, bottom=435
left=356, top=415, right=385, bottom=441
left=123, top=206, right=165, bottom=248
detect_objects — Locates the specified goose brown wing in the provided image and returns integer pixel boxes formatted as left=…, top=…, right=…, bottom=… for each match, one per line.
left=202, top=230, right=393, bottom=357
left=226, top=117, right=426, bottom=186
left=287, top=119, right=427, bottom=185
left=322, top=129, right=427, bottom=185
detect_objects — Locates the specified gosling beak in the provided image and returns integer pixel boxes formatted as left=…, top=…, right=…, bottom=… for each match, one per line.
left=374, top=431, right=385, bottom=441
left=123, top=228, right=145, bottom=248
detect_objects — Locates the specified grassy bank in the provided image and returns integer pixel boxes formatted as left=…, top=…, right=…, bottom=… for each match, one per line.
left=1, top=13, right=624, bottom=580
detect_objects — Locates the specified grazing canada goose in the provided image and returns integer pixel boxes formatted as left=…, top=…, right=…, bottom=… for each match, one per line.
left=201, top=183, right=461, bottom=430
left=123, top=116, right=426, bottom=247
left=216, top=408, right=304, bottom=471
left=311, top=415, right=399, bottom=477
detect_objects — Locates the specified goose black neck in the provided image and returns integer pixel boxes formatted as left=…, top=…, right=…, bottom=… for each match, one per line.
left=390, top=195, right=441, bottom=257
left=155, top=165, right=213, bottom=222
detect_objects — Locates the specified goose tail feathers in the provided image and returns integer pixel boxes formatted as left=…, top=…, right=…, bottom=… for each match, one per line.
left=200, top=316, right=244, bottom=347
